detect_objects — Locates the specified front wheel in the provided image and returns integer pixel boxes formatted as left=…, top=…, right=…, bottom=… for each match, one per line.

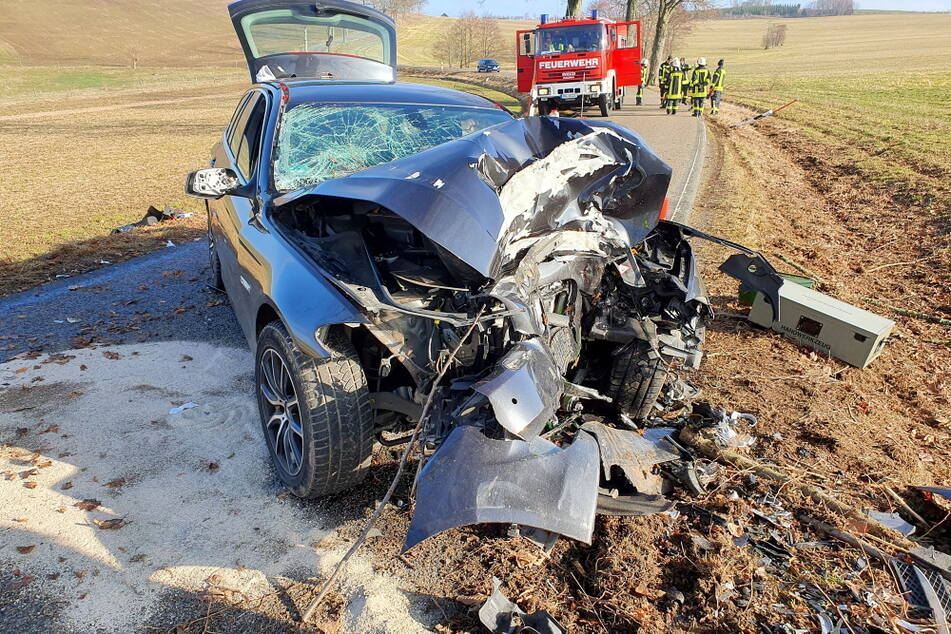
left=255, top=323, right=374, bottom=498
left=610, top=341, right=669, bottom=421
left=536, top=100, right=551, bottom=116
left=598, top=94, right=610, bottom=117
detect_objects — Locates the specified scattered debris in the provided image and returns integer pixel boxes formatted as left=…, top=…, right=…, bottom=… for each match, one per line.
left=112, top=205, right=188, bottom=234
left=478, top=577, right=565, bottom=634
left=865, top=510, right=916, bottom=536
left=733, top=99, right=798, bottom=128
left=168, top=402, right=198, bottom=415
left=93, top=518, right=129, bottom=530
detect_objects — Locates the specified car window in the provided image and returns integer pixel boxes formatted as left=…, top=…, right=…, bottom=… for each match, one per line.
left=235, top=94, right=267, bottom=179
left=225, top=94, right=251, bottom=153
left=272, top=103, right=512, bottom=192
left=227, top=94, right=254, bottom=157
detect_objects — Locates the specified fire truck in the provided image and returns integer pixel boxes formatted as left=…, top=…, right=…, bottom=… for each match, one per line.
left=516, top=11, right=643, bottom=117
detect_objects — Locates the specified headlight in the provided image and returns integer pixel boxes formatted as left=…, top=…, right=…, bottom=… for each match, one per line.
left=589, top=83, right=602, bottom=93
left=537, top=87, right=550, bottom=96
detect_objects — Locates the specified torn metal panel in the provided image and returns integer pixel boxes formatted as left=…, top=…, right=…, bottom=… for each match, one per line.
left=479, top=577, right=566, bottom=634
left=669, top=221, right=784, bottom=321
left=403, top=426, right=600, bottom=552
left=473, top=339, right=563, bottom=440
left=582, top=421, right=680, bottom=495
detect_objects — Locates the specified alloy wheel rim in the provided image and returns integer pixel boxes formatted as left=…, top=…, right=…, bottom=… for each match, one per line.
left=259, top=349, right=304, bottom=476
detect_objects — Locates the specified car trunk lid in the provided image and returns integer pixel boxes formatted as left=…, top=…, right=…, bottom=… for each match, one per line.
left=228, top=0, right=397, bottom=83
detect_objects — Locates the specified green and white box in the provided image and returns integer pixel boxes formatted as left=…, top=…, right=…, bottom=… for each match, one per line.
left=749, top=282, right=894, bottom=369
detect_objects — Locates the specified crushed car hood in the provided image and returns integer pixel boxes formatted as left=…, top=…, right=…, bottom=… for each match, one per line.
left=275, top=116, right=672, bottom=279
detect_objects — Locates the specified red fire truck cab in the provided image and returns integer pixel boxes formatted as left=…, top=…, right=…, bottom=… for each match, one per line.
left=516, top=11, right=642, bottom=116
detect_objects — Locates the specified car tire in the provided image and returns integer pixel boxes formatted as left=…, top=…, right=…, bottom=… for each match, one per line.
left=537, top=100, right=551, bottom=116
left=609, top=341, right=669, bottom=421
left=255, top=322, right=374, bottom=498
left=207, top=224, right=223, bottom=290
left=598, top=94, right=610, bottom=117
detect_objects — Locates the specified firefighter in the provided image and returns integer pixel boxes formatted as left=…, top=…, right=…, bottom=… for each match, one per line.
left=658, top=55, right=673, bottom=109
left=689, top=57, right=711, bottom=117
left=666, top=60, right=683, bottom=115
left=709, top=59, right=726, bottom=115
left=679, top=57, right=692, bottom=105
left=636, top=60, right=647, bottom=105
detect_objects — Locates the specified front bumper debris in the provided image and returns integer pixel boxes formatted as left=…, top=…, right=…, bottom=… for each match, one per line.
left=403, top=426, right=600, bottom=552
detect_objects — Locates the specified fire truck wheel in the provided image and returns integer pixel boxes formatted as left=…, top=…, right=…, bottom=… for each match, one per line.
left=537, top=101, right=550, bottom=116
left=598, top=94, right=610, bottom=117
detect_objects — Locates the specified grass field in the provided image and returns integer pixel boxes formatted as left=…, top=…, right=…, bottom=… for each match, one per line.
left=0, top=66, right=517, bottom=295
left=680, top=13, right=951, bottom=194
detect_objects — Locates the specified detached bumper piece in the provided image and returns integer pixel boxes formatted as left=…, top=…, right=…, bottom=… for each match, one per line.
left=403, top=426, right=600, bottom=552
left=479, top=577, right=566, bottom=634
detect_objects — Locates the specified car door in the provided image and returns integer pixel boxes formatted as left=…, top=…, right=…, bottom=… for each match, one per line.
left=211, top=90, right=271, bottom=338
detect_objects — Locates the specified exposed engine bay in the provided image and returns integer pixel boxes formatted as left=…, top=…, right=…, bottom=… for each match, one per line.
left=271, top=117, right=783, bottom=550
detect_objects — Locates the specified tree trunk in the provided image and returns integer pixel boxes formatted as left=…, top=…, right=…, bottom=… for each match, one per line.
left=646, top=9, right=669, bottom=85
left=626, top=0, right=636, bottom=21
left=566, top=0, right=582, bottom=17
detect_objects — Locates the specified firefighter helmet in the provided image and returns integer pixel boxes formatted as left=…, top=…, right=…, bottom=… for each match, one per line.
left=697, top=57, right=706, bottom=66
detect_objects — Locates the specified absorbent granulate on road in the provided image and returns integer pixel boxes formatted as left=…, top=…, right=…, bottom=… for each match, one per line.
left=0, top=341, right=430, bottom=633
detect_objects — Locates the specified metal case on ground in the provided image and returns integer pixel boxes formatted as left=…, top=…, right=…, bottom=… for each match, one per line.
left=749, top=281, right=894, bottom=369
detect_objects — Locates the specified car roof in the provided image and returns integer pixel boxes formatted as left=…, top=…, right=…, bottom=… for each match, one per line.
left=272, top=80, right=507, bottom=110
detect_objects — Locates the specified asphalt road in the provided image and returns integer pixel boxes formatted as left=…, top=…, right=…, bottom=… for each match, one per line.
left=604, top=88, right=708, bottom=223
left=0, top=98, right=708, bottom=363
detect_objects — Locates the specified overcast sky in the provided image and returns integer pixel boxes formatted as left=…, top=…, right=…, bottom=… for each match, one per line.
left=422, top=0, right=951, bottom=17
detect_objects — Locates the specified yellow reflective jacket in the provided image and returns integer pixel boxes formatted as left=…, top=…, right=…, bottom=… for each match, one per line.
left=690, top=67, right=711, bottom=98
left=711, top=67, right=726, bottom=91
left=666, top=70, right=683, bottom=99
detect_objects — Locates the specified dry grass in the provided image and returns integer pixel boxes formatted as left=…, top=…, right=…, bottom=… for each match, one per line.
left=0, top=77, right=246, bottom=295
left=0, top=68, right=518, bottom=296
left=680, top=13, right=951, bottom=201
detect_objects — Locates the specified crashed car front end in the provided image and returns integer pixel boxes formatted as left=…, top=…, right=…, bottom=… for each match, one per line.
left=270, top=116, right=782, bottom=549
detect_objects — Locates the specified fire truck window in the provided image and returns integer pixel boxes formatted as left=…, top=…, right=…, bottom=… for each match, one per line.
left=616, top=23, right=638, bottom=49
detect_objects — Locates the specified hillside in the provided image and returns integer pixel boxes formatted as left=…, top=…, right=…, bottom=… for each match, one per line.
left=0, top=1, right=532, bottom=68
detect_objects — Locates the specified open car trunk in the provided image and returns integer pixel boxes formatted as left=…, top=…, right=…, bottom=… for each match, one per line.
left=228, top=0, right=397, bottom=83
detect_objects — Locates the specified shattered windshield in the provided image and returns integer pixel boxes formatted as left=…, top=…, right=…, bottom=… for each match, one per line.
left=273, top=103, right=512, bottom=192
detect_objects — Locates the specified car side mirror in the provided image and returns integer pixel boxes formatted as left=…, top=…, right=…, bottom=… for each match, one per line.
left=185, top=168, right=239, bottom=199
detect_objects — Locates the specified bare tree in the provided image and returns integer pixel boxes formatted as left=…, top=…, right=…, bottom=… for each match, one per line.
left=362, top=0, right=426, bottom=20
left=762, top=22, right=788, bottom=48
left=645, top=0, right=708, bottom=85
left=566, top=0, right=584, bottom=17
left=432, top=13, right=500, bottom=69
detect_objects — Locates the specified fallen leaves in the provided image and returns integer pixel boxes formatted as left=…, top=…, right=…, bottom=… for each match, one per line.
left=13, top=518, right=28, bottom=523
left=23, top=481, right=38, bottom=489
left=19, top=468, right=38, bottom=479
left=3, top=574, right=36, bottom=591
left=16, top=427, right=29, bottom=436
left=102, top=350, right=121, bottom=360
left=104, top=478, right=126, bottom=488
left=16, top=545, right=36, bottom=554
left=207, top=462, right=219, bottom=472
left=62, top=481, right=74, bottom=490
left=93, top=518, right=129, bottom=530
left=40, top=424, right=60, bottom=434
left=180, top=355, right=193, bottom=362
left=74, top=499, right=102, bottom=512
